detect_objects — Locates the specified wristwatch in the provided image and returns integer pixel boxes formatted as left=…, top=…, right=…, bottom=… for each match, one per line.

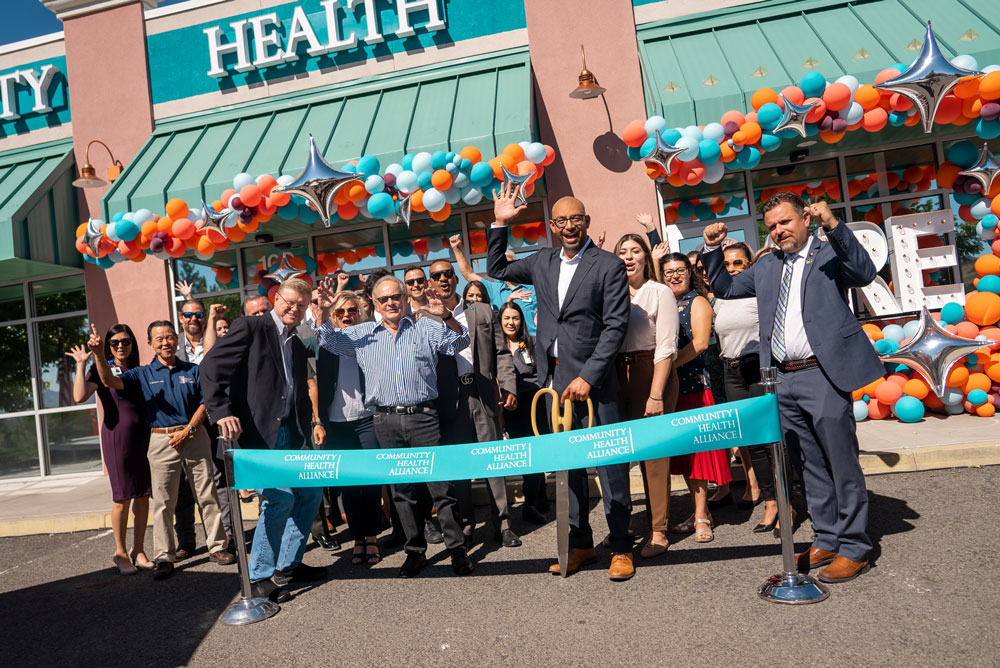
left=186, top=424, right=197, bottom=439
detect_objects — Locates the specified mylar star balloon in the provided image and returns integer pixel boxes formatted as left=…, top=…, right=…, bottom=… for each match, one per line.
left=773, top=94, right=820, bottom=138
left=879, top=307, right=995, bottom=398
left=84, top=217, right=104, bottom=257
left=641, top=130, right=685, bottom=175
left=874, top=21, right=982, bottom=133
left=394, top=193, right=412, bottom=228
left=271, top=136, right=359, bottom=228
left=265, top=252, right=307, bottom=283
left=958, top=143, right=1000, bottom=194
left=200, top=200, right=233, bottom=238
left=501, top=164, right=532, bottom=208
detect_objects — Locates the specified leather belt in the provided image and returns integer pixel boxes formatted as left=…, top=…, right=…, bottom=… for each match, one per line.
left=774, top=356, right=819, bottom=373
left=372, top=402, right=435, bottom=415
left=722, top=352, right=760, bottom=369
left=151, top=425, right=187, bottom=434
left=458, top=373, right=475, bottom=386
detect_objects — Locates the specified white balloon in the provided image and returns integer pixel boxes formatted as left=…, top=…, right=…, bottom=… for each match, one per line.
left=422, top=188, right=446, bottom=212
left=835, top=74, right=860, bottom=95
left=703, top=160, right=725, bottom=184
left=411, top=152, right=433, bottom=174
left=444, top=187, right=461, bottom=205
left=952, top=54, right=978, bottom=71
left=395, top=170, right=418, bottom=194
left=984, top=65, right=1000, bottom=74
left=681, top=125, right=703, bottom=140
left=644, top=115, right=668, bottom=137
left=453, top=173, right=470, bottom=189
left=385, top=163, right=403, bottom=176
left=133, top=209, right=154, bottom=224
left=971, top=199, right=991, bottom=219
left=844, top=102, right=864, bottom=125
left=702, top=122, right=725, bottom=142
left=106, top=225, right=121, bottom=242
left=277, top=174, right=295, bottom=186
left=233, top=172, right=254, bottom=190
left=462, top=186, right=483, bottom=205
left=524, top=142, right=547, bottom=164
left=426, top=236, right=444, bottom=252
left=676, top=136, right=699, bottom=161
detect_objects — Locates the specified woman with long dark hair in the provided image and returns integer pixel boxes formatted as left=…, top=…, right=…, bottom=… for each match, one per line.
left=462, top=280, right=492, bottom=307
left=660, top=253, right=732, bottom=543
left=614, top=232, right=678, bottom=558
left=497, top=301, right=549, bottom=524
left=67, top=324, right=152, bottom=575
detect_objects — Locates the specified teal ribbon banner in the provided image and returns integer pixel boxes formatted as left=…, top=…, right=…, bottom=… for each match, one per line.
left=230, top=395, right=780, bottom=490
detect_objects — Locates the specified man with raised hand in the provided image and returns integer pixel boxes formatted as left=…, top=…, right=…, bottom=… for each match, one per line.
left=701, top=192, right=883, bottom=584
left=486, top=183, right=633, bottom=581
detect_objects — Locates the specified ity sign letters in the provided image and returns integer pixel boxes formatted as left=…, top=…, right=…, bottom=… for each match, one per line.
left=204, top=0, right=447, bottom=78
left=0, top=64, right=59, bottom=120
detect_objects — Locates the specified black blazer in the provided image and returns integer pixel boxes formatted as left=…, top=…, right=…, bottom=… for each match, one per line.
left=200, top=315, right=311, bottom=449
left=486, top=227, right=630, bottom=402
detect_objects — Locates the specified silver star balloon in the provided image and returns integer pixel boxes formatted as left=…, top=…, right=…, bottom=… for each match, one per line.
left=879, top=307, right=996, bottom=398
left=264, top=252, right=307, bottom=283
left=501, top=164, right=532, bottom=208
left=271, top=135, right=359, bottom=228
left=641, top=130, right=685, bottom=175
left=200, top=200, right=233, bottom=238
left=84, top=217, right=105, bottom=257
left=874, top=21, right=982, bottom=133
left=773, top=94, right=820, bottom=138
left=394, top=193, right=412, bottom=228
left=958, top=143, right=1000, bottom=194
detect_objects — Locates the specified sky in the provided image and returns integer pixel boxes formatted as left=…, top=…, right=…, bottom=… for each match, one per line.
left=0, top=0, right=190, bottom=48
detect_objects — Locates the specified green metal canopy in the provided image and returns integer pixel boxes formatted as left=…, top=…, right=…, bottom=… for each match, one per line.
left=103, top=48, right=533, bottom=220
left=638, top=0, right=1000, bottom=128
left=0, top=139, right=81, bottom=281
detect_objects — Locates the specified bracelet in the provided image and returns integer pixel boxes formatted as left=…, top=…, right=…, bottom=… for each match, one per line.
left=311, top=420, right=323, bottom=427
left=649, top=396, right=663, bottom=401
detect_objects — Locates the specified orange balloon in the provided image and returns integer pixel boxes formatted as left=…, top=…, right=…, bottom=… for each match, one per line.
left=339, top=201, right=358, bottom=220
left=459, top=146, right=482, bottom=163
left=780, top=86, right=804, bottom=105
left=739, top=121, right=762, bottom=145
left=952, top=75, right=980, bottom=99
left=934, top=95, right=962, bottom=124
left=854, top=85, right=880, bottom=110
left=975, top=253, right=1000, bottom=277
left=964, top=372, right=991, bottom=394
left=979, top=71, right=1000, bottom=101
left=887, top=373, right=909, bottom=387
left=430, top=203, right=451, bottom=222
left=937, top=162, right=961, bottom=188
left=947, top=365, right=970, bottom=388
left=227, top=227, right=247, bottom=243
left=862, top=377, right=885, bottom=397
left=903, top=377, right=930, bottom=400
left=751, top=88, right=778, bottom=111
left=955, top=320, right=981, bottom=339
left=822, top=82, right=852, bottom=111
left=172, top=218, right=195, bottom=240
left=868, top=399, right=892, bottom=419
left=720, top=110, right=746, bottom=127
left=165, top=198, right=188, bottom=220
left=874, top=381, right=903, bottom=405
left=430, top=169, right=453, bottom=191
left=863, top=107, right=888, bottom=132
left=347, top=181, right=367, bottom=203
left=516, top=160, right=538, bottom=178
left=215, top=267, right=233, bottom=284
left=987, top=358, right=1000, bottom=382
left=502, top=143, right=525, bottom=162
left=497, top=153, right=516, bottom=173
left=410, top=189, right=425, bottom=212
left=977, top=402, right=996, bottom=417
left=862, top=323, right=883, bottom=340
left=130, top=251, right=147, bottom=263
left=964, top=291, right=1000, bottom=326
left=196, top=235, right=215, bottom=256
left=622, top=120, right=649, bottom=148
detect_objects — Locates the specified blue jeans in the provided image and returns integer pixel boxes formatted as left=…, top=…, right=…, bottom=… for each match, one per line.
left=248, top=423, right=323, bottom=583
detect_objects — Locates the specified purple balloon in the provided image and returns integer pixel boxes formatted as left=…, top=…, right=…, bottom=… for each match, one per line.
left=230, top=196, right=243, bottom=210
left=832, top=118, right=847, bottom=133
left=723, top=121, right=740, bottom=137
left=260, top=277, right=277, bottom=291
left=239, top=208, right=254, bottom=221
left=819, top=115, right=834, bottom=132
left=982, top=102, right=1000, bottom=121
left=967, top=181, right=982, bottom=194
left=154, top=231, right=169, bottom=241
left=149, top=238, right=165, bottom=253
left=383, top=172, right=396, bottom=187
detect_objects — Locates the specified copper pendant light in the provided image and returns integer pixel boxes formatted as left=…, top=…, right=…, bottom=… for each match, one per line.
left=569, top=45, right=606, bottom=99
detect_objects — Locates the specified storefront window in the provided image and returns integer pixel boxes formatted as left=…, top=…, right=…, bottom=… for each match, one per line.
left=242, top=239, right=311, bottom=294
left=660, top=173, right=750, bottom=225
left=33, top=275, right=86, bottom=317
left=846, top=145, right=938, bottom=204
left=0, top=324, right=32, bottom=414
left=388, top=216, right=462, bottom=266
left=37, top=316, right=92, bottom=409
left=0, top=284, right=25, bottom=322
left=0, top=416, right=39, bottom=479
left=45, top=409, right=101, bottom=475
left=313, top=226, right=387, bottom=278
left=753, top=158, right=843, bottom=214
left=175, top=250, right=239, bottom=295
left=467, top=202, right=548, bottom=252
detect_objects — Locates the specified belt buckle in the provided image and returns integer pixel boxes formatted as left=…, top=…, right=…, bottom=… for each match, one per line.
left=459, top=374, right=474, bottom=386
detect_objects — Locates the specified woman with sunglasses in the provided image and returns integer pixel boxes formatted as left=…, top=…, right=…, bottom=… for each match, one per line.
left=660, top=253, right=732, bottom=543
left=312, top=291, right=383, bottom=565
left=496, top=301, right=549, bottom=524
left=67, top=325, right=152, bottom=575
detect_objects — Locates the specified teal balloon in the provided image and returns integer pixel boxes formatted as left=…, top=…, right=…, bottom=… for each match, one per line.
left=460, top=158, right=473, bottom=172
left=874, top=338, right=898, bottom=354
left=967, top=389, right=988, bottom=406
left=894, top=396, right=924, bottom=423
left=756, top=103, right=783, bottom=130
left=366, top=192, right=394, bottom=219
left=639, top=135, right=657, bottom=159
left=418, top=171, right=433, bottom=190
left=430, top=150, right=448, bottom=170
left=852, top=400, right=868, bottom=422
left=694, top=202, right=713, bottom=220
left=698, top=139, right=721, bottom=164
left=297, top=205, right=319, bottom=224
left=356, top=155, right=380, bottom=177
left=954, top=191, right=979, bottom=206
left=115, top=220, right=139, bottom=242
left=374, top=244, right=386, bottom=258
left=975, top=118, right=1000, bottom=140
left=941, top=301, right=965, bottom=324
left=111, top=211, right=124, bottom=222
left=977, top=274, right=1000, bottom=294
left=662, top=128, right=682, bottom=144
left=947, top=141, right=979, bottom=169
left=627, top=145, right=643, bottom=161
left=759, top=132, right=782, bottom=152
left=277, top=203, right=298, bottom=220
left=981, top=214, right=999, bottom=231
left=800, top=71, right=826, bottom=98
left=470, top=162, right=495, bottom=188
left=401, top=154, right=414, bottom=170
left=735, top=146, right=761, bottom=169
left=97, top=256, right=115, bottom=269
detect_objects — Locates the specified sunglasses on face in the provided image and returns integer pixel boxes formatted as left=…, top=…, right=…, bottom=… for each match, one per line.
left=429, top=270, right=454, bottom=280
left=405, top=277, right=426, bottom=286
left=181, top=312, right=205, bottom=319
left=109, top=338, right=133, bottom=347
left=311, top=298, right=320, bottom=305
left=375, top=293, right=404, bottom=305
left=550, top=214, right=586, bottom=228
left=335, top=307, right=359, bottom=317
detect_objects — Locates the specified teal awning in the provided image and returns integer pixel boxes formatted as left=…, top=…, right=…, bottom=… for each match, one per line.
left=0, top=139, right=81, bottom=281
left=638, top=0, right=1000, bottom=128
left=103, top=49, right=533, bottom=220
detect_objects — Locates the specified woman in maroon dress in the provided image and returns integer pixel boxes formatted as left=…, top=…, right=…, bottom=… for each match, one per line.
left=68, top=324, right=152, bottom=575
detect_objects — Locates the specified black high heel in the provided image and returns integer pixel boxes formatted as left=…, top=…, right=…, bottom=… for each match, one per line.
left=752, top=517, right=777, bottom=533
left=772, top=510, right=796, bottom=539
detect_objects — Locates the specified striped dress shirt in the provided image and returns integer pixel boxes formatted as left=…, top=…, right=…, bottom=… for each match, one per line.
left=315, top=315, right=469, bottom=407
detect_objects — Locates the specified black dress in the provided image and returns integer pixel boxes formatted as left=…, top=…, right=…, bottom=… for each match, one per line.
left=501, top=336, right=548, bottom=511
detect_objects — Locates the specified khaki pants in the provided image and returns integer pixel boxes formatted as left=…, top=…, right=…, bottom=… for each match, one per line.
left=148, top=429, right=227, bottom=562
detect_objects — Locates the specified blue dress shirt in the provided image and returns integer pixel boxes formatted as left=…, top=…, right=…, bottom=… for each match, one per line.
left=119, top=357, right=202, bottom=428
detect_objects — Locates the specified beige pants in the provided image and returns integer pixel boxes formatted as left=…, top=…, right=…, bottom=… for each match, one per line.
left=148, top=429, right=227, bottom=562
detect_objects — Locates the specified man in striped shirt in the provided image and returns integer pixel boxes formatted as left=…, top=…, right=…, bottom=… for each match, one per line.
left=313, top=274, right=474, bottom=578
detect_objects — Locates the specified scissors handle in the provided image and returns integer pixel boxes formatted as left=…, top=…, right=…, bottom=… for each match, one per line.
left=530, top=388, right=595, bottom=435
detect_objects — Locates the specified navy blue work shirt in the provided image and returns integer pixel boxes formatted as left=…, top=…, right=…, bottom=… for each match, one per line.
left=119, top=357, right=203, bottom=428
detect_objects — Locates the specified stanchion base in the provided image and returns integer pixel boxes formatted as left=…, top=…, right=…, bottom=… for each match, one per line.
left=220, top=596, right=280, bottom=625
left=758, top=572, right=830, bottom=605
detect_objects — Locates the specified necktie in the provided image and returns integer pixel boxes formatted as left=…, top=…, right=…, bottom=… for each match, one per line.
left=771, top=256, right=794, bottom=361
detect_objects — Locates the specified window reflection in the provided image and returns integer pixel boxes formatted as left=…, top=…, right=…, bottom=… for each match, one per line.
left=38, top=316, right=92, bottom=409
left=0, top=416, right=39, bottom=479
left=0, top=284, right=24, bottom=323
left=314, top=226, right=386, bottom=277
left=45, top=409, right=101, bottom=475
left=33, top=275, right=86, bottom=316
left=753, top=158, right=842, bottom=212
left=660, top=173, right=750, bottom=223
left=175, top=251, right=239, bottom=295
left=387, top=216, right=462, bottom=266
left=0, top=324, right=31, bottom=414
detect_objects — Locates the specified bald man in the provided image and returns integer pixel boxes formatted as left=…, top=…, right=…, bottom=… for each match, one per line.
left=486, top=187, right=634, bottom=581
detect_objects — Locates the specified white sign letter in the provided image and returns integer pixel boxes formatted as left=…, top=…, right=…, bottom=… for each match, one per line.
left=250, top=13, right=284, bottom=69
left=284, top=5, right=324, bottom=61
left=20, top=65, right=57, bottom=113
left=349, top=0, right=383, bottom=44
left=0, top=72, right=21, bottom=119
left=395, top=0, right=446, bottom=39
left=321, top=0, right=358, bottom=52
left=204, top=21, right=253, bottom=78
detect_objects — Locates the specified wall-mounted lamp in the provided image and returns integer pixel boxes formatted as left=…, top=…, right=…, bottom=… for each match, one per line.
left=569, top=45, right=606, bottom=99
left=72, top=140, right=124, bottom=188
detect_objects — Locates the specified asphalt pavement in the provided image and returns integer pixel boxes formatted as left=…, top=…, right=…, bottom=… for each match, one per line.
left=1, top=466, right=997, bottom=667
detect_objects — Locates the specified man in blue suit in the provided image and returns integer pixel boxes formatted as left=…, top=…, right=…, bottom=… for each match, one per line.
left=702, top=192, right=884, bottom=584
left=486, top=183, right=634, bottom=581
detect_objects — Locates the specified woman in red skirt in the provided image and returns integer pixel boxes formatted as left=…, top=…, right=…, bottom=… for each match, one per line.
left=661, top=253, right=731, bottom=543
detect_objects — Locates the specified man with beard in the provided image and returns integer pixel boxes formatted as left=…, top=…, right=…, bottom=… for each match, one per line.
left=486, top=185, right=633, bottom=581
left=404, top=266, right=429, bottom=314
left=426, top=258, right=521, bottom=548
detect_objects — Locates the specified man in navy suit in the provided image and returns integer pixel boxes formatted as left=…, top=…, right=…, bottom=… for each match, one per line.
left=702, top=192, right=884, bottom=583
left=486, top=183, right=634, bottom=581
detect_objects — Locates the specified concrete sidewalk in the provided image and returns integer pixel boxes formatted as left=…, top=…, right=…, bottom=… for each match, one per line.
left=1, top=413, right=996, bottom=537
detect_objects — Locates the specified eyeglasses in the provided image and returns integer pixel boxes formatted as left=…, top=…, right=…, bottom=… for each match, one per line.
left=375, top=293, right=404, bottom=305
left=334, top=307, right=359, bottom=317
left=405, top=277, right=426, bottom=286
left=181, top=312, right=205, bottom=319
left=662, top=268, right=689, bottom=278
left=109, top=338, right=132, bottom=347
left=550, top=214, right=586, bottom=228
left=429, top=269, right=454, bottom=281
left=275, top=292, right=307, bottom=311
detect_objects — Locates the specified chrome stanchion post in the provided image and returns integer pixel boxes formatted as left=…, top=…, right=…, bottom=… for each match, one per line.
left=756, top=367, right=830, bottom=605
left=219, top=442, right=280, bottom=625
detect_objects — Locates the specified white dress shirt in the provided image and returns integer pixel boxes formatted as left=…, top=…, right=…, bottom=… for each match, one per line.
left=552, top=237, right=592, bottom=357
left=451, top=299, right=476, bottom=375
left=328, top=357, right=367, bottom=423
left=183, top=335, right=204, bottom=364
left=776, top=236, right=815, bottom=361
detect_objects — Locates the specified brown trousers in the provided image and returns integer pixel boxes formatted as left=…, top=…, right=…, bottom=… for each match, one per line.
left=616, top=350, right=675, bottom=533
left=147, top=429, right=227, bottom=562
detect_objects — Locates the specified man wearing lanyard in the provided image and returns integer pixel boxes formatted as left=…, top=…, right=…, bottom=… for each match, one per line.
left=201, top=278, right=324, bottom=604
left=313, top=274, right=473, bottom=578
left=87, top=321, right=234, bottom=581
left=450, top=235, right=537, bottom=334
